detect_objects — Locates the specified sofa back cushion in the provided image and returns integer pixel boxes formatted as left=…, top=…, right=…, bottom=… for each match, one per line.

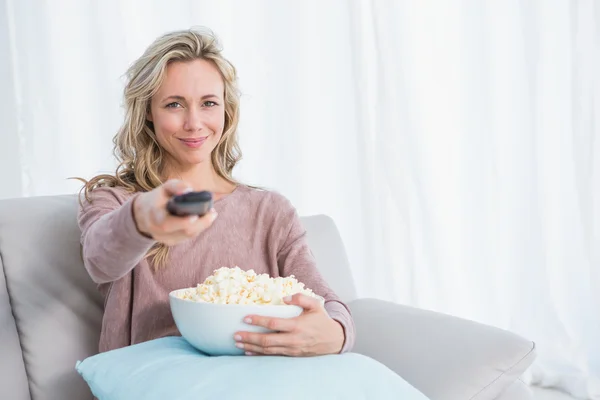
left=0, top=195, right=103, bottom=400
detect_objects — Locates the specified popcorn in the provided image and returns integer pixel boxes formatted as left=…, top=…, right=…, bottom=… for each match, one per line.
left=177, top=266, right=321, bottom=305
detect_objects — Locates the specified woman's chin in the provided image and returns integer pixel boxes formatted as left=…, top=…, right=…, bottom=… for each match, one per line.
left=177, top=154, right=211, bottom=167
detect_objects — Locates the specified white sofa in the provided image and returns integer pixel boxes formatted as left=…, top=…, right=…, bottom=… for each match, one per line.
left=0, top=195, right=536, bottom=399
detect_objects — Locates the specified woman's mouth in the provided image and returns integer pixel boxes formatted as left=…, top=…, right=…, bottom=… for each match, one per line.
left=179, top=137, right=208, bottom=148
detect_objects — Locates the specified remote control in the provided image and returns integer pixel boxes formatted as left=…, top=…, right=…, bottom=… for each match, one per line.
left=166, top=191, right=213, bottom=217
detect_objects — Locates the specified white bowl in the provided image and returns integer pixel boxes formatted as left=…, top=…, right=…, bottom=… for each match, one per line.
left=169, top=288, right=304, bottom=356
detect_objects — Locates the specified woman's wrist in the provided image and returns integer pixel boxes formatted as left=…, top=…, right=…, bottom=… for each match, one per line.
left=131, top=194, right=152, bottom=239
left=330, top=319, right=346, bottom=354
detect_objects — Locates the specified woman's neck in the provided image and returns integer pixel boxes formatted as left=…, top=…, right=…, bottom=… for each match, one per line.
left=161, top=160, right=236, bottom=195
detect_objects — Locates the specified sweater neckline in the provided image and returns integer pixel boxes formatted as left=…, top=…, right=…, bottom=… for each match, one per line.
left=214, top=184, right=249, bottom=206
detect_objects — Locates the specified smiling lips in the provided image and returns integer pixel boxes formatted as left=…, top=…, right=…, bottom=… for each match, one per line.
left=179, top=137, right=208, bottom=148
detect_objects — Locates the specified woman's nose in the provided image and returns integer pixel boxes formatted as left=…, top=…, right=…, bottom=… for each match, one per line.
left=183, top=108, right=204, bottom=132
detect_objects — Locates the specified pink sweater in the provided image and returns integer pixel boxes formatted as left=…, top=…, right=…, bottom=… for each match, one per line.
left=78, top=184, right=355, bottom=354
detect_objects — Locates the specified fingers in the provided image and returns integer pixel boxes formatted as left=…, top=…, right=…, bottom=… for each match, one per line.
left=142, top=179, right=193, bottom=227
left=151, top=210, right=218, bottom=244
left=235, top=332, right=292, bottom=348
left=161, top=179, right=193, bottom=197
left=283, top=293, right=323, bottom=312
left=182, top=209, right=218, bottom=235
left=242, top=315, right=296, bottom=332
left=240, top=344, right=301, bottom=357
left=151, top=179, right=191, bottom=224
left=138, top=180, right=218, bottom=245
left=234, top=332, right=302, bottom=356
left=234, top=317, right=302, bottom=356
left=157, top=208, right=217, bottom=235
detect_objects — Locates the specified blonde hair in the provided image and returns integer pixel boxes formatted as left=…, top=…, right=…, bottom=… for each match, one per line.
left=77, top=27, right=242, bottom=268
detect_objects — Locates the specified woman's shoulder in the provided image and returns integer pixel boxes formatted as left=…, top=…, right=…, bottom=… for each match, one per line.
left=232, top=185, right=299, bottom=227
left=236, top=184, right=295, bottom=210
left=79, top=185, right=137, bottom=210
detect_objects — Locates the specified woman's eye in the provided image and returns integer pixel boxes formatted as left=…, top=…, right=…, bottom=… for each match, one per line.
left=203, top=101, right=218, bottom=107
left=166, top=102, right=182, bottom=108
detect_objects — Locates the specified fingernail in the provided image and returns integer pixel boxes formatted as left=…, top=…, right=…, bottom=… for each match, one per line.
left=234, top=335, right=242, bottom=341
left=210, top=211, right=218, bottom=220
left=182, top=187, right=193, bottom=193
left=283, top=296, right=292, bottom=302
left=188, top=215, right=198, bottom=222
left=244, top=317, right=252, bottom=324
left=235, top=343, right=244, bottom=349
left=245, top=351, right=254, bottom=356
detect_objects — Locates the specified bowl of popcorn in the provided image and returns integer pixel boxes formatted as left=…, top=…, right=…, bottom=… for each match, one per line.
left=169, top=266, right=324, bottom=356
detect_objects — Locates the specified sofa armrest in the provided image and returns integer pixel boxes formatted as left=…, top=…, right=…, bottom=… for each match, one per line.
left=348, top=298, right=536, bottom=400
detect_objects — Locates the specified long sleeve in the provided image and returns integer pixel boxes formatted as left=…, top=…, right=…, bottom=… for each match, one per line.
left=274, top=196, right=356, bottom=353
left=78, top=187, right=156, bottom=284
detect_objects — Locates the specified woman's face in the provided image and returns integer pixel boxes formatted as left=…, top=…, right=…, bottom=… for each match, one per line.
left=148, top=59, right=225, bottom=171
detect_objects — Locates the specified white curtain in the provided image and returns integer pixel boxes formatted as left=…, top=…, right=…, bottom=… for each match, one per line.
left=1, top=0, right=598, bottom=397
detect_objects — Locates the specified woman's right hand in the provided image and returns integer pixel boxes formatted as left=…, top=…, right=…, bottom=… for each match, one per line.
left=132, top=179, right=218, bottom=246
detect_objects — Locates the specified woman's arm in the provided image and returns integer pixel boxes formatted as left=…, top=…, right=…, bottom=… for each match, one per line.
left=78, top=187, right=156, bottom=284
left=79, top=180, right=217, bottom=284
left=276, top=200, right=356, bottom=353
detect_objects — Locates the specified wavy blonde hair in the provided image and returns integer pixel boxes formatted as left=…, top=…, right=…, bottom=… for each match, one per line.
left=77, top=28, right=242, bottom=269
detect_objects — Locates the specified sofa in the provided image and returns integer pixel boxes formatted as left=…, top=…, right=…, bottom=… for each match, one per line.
left=0, top=194, right=537, bottom=400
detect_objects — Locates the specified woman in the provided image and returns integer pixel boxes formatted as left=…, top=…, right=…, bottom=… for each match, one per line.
left=78, top=28, right=355, bottom=357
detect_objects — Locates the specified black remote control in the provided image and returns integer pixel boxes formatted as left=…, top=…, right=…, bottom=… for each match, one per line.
left=166, top=191, right=213, bottom=217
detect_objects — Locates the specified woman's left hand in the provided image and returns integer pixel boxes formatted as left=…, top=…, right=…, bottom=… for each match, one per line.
left=234, top=293, right=345, bottom=356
